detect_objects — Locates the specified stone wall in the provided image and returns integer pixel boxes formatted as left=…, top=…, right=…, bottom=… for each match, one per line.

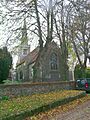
left=0, top=81, right=75, bottom=98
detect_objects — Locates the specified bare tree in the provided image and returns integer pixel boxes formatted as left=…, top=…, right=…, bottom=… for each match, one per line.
left=1, top=0, right=89, bottom=80
left=68, top=0, right=90, bottom=69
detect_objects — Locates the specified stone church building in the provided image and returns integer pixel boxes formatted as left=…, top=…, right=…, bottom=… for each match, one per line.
left=16, top=20, right=68, bottom=82
left=16, top=41, right=62, bottom=82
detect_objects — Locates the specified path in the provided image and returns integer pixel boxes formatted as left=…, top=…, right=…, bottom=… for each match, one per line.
left=50, top=100, right=90, bottom=120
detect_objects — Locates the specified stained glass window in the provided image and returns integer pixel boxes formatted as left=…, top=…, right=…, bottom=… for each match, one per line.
left=50, top=53, right=57, bottom=70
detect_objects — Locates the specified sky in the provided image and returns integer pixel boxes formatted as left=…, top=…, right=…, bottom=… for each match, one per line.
left=0, top=1, right=39, bottom=68
left=0, top=0, right=60, bottom=68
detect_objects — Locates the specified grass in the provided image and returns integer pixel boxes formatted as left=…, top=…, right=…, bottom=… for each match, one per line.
left=3, top=79, right=21, bottom=84
left=0, top=90, right=86, bottom=120
left=27, top=94, right=90, bottom=120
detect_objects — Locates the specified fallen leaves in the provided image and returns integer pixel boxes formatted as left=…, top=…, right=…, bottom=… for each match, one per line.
left=25, top=94, right=90, bottom=120
left=0, top=90, right=87, bottom=119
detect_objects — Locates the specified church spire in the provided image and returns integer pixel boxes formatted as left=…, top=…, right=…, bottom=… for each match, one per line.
left=22, top=18, right=27, bottom=39
left=21, top=18, right=28, bottom=45
left=17, top=18, right=30, bottom=62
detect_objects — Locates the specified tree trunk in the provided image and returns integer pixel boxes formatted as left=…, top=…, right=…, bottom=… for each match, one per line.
left=34, top=0, right=43, bottom=51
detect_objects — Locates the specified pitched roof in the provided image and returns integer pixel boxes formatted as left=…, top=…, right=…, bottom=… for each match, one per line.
left=26, top=46, right=39, bottom=64
left=16, top=46, right=39, bottom=67
left=16, top=41, right=59, bottom=67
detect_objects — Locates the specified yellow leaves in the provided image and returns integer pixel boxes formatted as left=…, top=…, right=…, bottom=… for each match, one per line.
left=0, top=90, right=87, bottom=119
left=30, top=116, right=38, bottom=120
left=25, top=94, right=90, bottom=120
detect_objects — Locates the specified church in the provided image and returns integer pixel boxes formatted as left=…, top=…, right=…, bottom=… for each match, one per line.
left=16, top=42, right=62, bottom=82
left=16, top=20, right=64, bottom=82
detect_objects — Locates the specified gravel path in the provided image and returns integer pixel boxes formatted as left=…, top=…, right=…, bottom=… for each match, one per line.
left=50, top=100, right=90, bottom=120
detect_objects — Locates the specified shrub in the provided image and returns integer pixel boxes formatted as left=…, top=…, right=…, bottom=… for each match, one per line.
left=74, top=64, right=90, bottom=79
left=86, top=67, right=90, bottom=78
left=74, top=64, right=85, bottom=79
left=0, top=96, right=9, bottom=101
left=3, top=79, right=21, bottom=84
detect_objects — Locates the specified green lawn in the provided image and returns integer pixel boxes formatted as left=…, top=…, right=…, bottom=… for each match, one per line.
left=0, top=90, right=86, bottom=120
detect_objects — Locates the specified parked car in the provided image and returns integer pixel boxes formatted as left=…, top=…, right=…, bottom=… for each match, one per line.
left=76, top=78, right=90, bottom=92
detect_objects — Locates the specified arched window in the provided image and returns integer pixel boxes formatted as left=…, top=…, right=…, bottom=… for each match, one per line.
left=50, top=53, right=58, bottom=70
left=20, top=71, right=23, bottom=80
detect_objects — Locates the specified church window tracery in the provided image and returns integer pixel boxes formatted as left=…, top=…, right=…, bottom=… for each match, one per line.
left=50, top=53, right=58, bottom=70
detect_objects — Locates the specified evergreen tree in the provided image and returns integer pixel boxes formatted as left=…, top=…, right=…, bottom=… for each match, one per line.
left=0, top=47, right=12, bottom=83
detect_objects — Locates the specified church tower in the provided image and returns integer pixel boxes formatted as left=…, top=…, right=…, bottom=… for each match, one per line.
left=18, top=18, right=30, bottom=62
